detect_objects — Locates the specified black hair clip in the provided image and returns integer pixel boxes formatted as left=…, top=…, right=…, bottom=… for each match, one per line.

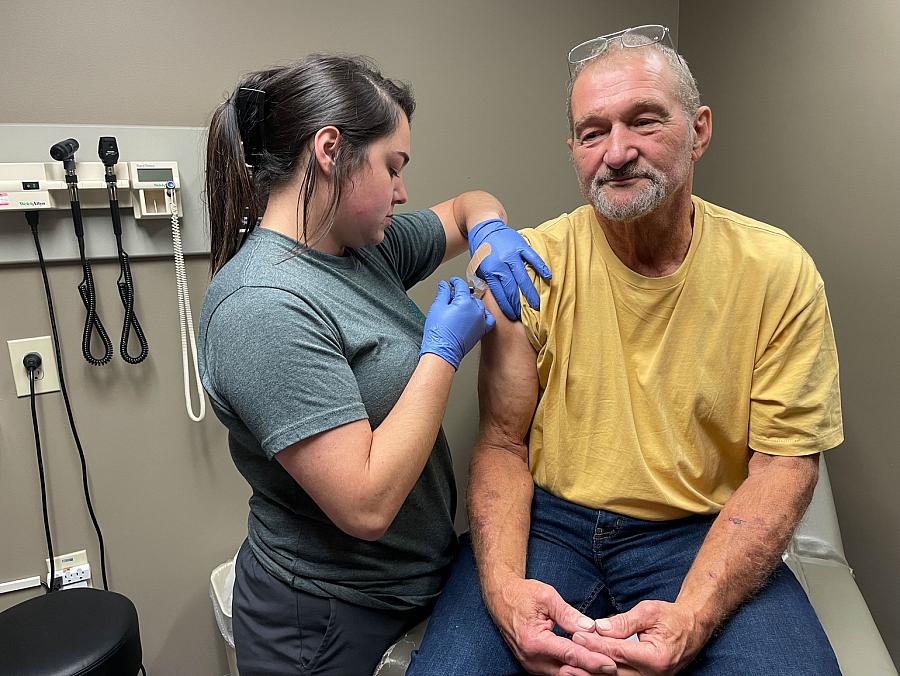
left=235, top=86, right=266, bottom=167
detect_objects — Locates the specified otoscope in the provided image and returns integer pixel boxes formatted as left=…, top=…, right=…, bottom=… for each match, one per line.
left=50, top=138, right=113, bottom=366
left=99, top=137, right=148, bottom=364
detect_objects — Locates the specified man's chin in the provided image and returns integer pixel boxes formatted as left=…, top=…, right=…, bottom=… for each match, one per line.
left=592, top=183, right=669, bottom=221
left=593, top=198, right=655, bottom=222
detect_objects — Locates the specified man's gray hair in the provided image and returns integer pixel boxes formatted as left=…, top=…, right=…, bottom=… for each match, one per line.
left=566, top=41, right=701, bottom=135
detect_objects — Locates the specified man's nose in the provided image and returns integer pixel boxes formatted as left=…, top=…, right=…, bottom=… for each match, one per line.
left=603, top=125, right=639, bottom=169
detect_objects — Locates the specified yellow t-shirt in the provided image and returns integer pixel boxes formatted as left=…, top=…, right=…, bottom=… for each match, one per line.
left=519, top=196, right=843, bottom=520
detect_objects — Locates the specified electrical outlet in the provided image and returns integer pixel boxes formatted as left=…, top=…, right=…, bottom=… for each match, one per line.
left=46, top=550, right=92, bottom=590
left=7, top=336, right=60, bottom=397
left=48, top=564, right=91, bottom=591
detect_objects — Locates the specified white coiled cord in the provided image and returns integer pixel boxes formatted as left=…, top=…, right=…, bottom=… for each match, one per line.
left=167, top=185, right=206, bottom=422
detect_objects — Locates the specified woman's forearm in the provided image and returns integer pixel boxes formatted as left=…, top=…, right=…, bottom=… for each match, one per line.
left=437, top=190, right=508, bottom=260
left=357, top=354, right=457, bottom=535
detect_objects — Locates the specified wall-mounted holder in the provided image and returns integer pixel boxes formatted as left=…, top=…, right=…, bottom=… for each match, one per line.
left=0, top=124, right=208, bottom=265
left=0, top=161, right=181, bottom=218
left=127, top=161, right=181, bottom=219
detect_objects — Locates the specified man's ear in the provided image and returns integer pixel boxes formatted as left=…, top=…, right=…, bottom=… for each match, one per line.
left=313, top=126, right=341, bottom=175
left=566, top=137, right=575, bottom=154
left=691, top=106, right=712, bottom=162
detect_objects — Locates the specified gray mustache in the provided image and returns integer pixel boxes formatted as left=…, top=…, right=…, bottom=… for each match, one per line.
left=594, top=165, right=656, bottom=185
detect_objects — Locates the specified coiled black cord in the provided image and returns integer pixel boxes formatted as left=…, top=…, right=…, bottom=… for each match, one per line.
left=115, top=238, right=149, bottom=364
left=75, top=234, right=113, bottom=366
left=107, top=188, right=148, bottom=364
left=27, top=211, right=110, bottom=591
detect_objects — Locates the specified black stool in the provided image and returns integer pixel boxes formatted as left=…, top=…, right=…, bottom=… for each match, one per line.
left=0, top=588, right=142, bottom=675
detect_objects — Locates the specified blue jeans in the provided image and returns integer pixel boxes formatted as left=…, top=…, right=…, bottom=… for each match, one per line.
left=408, top=486, right=840, bottom=675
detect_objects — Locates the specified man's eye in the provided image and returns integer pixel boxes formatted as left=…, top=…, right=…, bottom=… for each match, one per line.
left=634, top=118, right=660, bottom=127
left=579, top=131, right=602, bottom=144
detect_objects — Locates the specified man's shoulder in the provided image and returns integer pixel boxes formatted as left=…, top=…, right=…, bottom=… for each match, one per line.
left=698, top=197, right=805, bottom=255
left=525, top=204, right=594, bottom=235
left=520, top=204, right=595, bottom=254
left=696, top=196, right=822, bottom=290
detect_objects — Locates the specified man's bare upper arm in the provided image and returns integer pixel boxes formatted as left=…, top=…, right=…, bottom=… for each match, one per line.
left=477, top=290, right=540, bottom=458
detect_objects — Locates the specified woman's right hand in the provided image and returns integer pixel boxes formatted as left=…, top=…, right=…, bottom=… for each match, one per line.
left=419, top=276, right=496, bottom=369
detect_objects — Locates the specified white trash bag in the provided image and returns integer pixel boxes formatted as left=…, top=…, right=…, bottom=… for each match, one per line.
left=210, top=551, right=240, bottom=649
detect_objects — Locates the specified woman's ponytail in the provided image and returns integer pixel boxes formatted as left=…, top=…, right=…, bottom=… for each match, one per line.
left=205, top=94, right=258, bottom=276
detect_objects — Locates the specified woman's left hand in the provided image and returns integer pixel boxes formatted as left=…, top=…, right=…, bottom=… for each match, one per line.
left=468, top=218, right=552, bottom=321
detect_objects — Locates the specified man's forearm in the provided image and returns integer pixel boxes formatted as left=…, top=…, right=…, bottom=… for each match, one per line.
left=468, top=438, right=534, bottom=600
left=676, top=453, right=819, bottom=641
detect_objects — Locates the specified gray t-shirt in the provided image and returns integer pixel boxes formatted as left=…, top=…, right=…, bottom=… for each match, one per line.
left=198, top=209, right=456, bottom=611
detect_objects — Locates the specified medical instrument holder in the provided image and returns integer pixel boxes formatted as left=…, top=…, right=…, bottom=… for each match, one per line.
left=50, top=142, right=115, bottom=367
left=0, top=161, right=181, bottom=219
left=99, top=137, right=149, bottom=365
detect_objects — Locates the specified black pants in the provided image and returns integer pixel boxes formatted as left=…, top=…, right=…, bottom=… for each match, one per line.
left=233, top=541, right=428, bottom=676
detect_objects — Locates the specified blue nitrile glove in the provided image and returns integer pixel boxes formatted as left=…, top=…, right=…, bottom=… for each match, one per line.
left=468, top=218, right=552, bottom=321
left=419, top=277, right=496, bottom=370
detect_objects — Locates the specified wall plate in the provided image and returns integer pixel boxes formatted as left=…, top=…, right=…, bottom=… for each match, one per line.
left=7, top=336, right=59, bottom=397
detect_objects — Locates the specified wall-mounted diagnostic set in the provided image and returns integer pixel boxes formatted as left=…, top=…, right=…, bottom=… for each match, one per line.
left=3, top=137, right=205, bottom=421
left=0, top=154, right=182, bottom=218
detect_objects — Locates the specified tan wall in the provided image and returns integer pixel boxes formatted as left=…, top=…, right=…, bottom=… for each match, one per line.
left=679, top=0, right=900, bottom=663
left=0, top=2, right=678, bottom=674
